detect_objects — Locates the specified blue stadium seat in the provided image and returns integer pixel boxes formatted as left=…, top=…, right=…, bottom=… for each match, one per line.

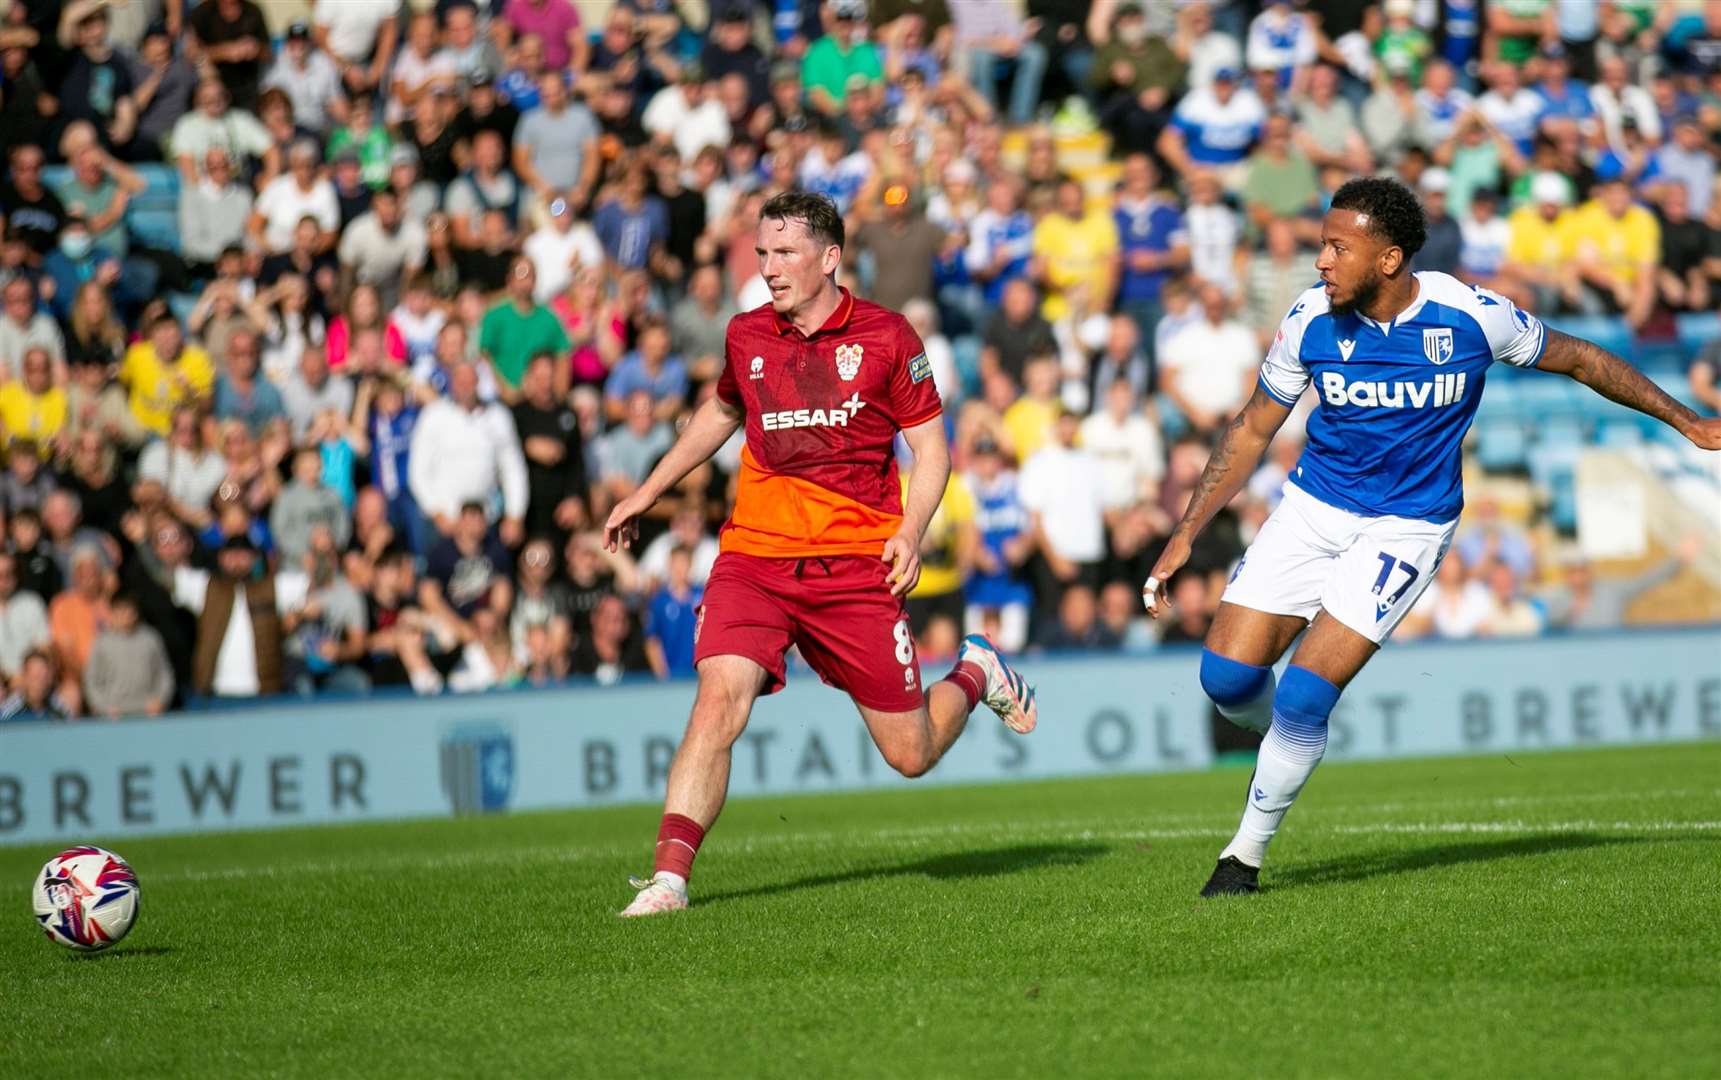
left=40, top=165, right=73, bottom=193
left=1548, top=473, right=1579, bottom=533
left=1474, top=377, right=1520, bottom=424
left=1675, top=311, right=1719, bottom=349
left=167, top=291, right=199, bottom=326
left=126, top=207, right=180, bottom=254
left=1631, top=340, right=1688, bottom=377
left=1475, top=419, right=1529, bottom=472
left=1597, top=420, right=1644, bottom=449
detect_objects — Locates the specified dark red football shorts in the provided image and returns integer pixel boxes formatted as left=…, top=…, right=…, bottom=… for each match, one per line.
left=694, top=551, right=924, bottom=712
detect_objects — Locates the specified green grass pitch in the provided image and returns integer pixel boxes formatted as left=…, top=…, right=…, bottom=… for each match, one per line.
left=3, top=742, right=1718, bottom=1078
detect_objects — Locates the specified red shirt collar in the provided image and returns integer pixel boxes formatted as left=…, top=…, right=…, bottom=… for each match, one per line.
left=772, top=286, right=855, bottom=338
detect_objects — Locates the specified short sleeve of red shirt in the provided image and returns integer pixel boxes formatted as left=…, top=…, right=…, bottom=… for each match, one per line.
left=716, top=316, right=743, bottom=408
left=884, top=319, right=941, bottom=430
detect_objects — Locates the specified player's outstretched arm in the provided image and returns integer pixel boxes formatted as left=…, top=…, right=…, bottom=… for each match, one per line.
left=603, top=395, right=745, bottom=551
left=1538, top=329, right=1721, bottom=451
left=1143, top=386, right=1292, bottom=617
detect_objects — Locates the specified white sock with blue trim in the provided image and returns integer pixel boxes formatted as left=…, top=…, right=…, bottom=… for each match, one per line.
left=1220, top=667, right=1341, bottom=868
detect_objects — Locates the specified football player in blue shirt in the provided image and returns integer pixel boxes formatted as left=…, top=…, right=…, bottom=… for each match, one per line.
left=1144, top=177, right=1721, bottom=897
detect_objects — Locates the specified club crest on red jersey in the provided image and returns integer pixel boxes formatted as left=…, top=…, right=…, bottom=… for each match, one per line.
left=835, top=343, right=863, bottom=381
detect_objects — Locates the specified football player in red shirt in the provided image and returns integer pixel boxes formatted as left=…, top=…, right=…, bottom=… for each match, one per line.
left=606, top=191, right=1038, bottom=916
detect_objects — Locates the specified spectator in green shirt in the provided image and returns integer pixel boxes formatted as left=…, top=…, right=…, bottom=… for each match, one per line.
left=801, top=0, right=884, bottom=116
left=479, top=255, right=570, bottom=398
left=325, top=93, right=394, bottom=190
left=1241, top=114, right=1319, bottom=245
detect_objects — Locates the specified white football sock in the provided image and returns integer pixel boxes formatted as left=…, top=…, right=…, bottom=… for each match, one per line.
left=1219, top=669, right=1338, bottom=868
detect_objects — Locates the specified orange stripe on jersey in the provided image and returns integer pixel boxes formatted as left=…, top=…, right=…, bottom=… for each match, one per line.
left=720, top=444, right=903, bottom=559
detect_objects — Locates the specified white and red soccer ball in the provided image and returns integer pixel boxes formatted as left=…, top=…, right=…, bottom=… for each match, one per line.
left=32, top=845, right=140, bottom=951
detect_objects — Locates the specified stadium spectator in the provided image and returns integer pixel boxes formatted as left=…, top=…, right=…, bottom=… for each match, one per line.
left=0, top=277, right=65, bottom=379
left=1479, top=560, right=1544, bottom=638
left=277, top=523, right=370, bottom=696
left=979, top=278, right=1056, bottom=385
left=263, top=20, right=346, bottom=137
left=1417, top=168, right=1463, bottom=275
left=1079, top=375, right=1162, bottom=514
left=644, top=543, right=701, bottom=678
left=0, top=347, right=67, bottom=453
left=212, top=330, right=287, bottom=436
left=180, top=150, right=256, bottom=278
left=481, top=256, right=570, bottom=397
left=1656, top=182, right=1713, bottom=314
left=337, top=187, right=427, bottom=306
left=0, top=649, right=74, bottom=722
left=802, top=0, right=884, bottom=117
left=253, top=139, right=341, bottom=256
left=1033, top=176, right=1119, bottom=322
left=82, top=591, right=174, bottom=718
left=1539, top=538, right=1699, bottom=631
left=524, top=194, right=604, bottom=307
left=281, top=345, right=354, bottom=440
left=1, top=144, right=68, bottom=263
left=1158, top=283, right=1258, bottom=435
left=10, top=509, right=62, bottom=602
left=1021, top=410, right=1106, bottom=617
left=513, top=72, right=602, bottom=221
left=1566, top=176, right=1659, bottom=328
left=47, top=543, right=113, bottom=709
left=271, top=445, right=351, bottom=570
left=312, top=0, right=397, bottom=99
left=512, top=353, right=588, bottom=542
left=128, top=22, right=200, bottom=154
left=0, top=437, right=56, bottom=514
left=0, top=551, right=51, bottom=685
left=119, top=316, right=213, bottom=441
left=603, top=318, right=687, bottom=424
left=1158, top=64, right=1264, bottom=187
left=169, top=79, right=275, bottom=186
left=1241, top=113, right=1319, bottom=244
left=571, top=591, right=657, bottom=684
left=408, top=361, right=528, bottom=549
left=1505, top=171, right=1580, bottom=313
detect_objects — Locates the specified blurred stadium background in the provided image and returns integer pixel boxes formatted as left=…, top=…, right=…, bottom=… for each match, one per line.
left=0, top=0, right=1717, bottom=835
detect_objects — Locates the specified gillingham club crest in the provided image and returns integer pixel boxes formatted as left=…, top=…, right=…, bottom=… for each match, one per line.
left=835, top=343, right=863, bottom=381
left=1423, top=327, right=1454, bottom=366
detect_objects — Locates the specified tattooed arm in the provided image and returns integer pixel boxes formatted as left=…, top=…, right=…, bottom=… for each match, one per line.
left=1144, top=385, right=1293, bottom=616
left=1538, top=329, right=1721, bottom=450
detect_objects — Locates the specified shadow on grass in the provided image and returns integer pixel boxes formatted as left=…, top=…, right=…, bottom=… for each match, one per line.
left=1271, top=832, right=1640, bottom=889
left=69, top=945, right=175, bottom=962
left=701, top=842, right=1108, bottom=906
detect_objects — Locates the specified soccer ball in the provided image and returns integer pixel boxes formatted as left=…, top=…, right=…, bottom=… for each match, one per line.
left=32, top=845, right=140, bottom=951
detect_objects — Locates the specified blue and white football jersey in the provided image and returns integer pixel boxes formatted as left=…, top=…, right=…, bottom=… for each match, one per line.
left=1258, top=271, right=1546, bottom=523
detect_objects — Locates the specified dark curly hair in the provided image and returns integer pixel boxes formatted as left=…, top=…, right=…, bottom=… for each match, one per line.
left=760, top=190, right=845, bottom=253
left=1330, top=177, right=1427, bottom=259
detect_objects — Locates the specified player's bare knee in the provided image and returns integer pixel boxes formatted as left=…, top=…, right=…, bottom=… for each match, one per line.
left=686, top=670, right=757, bottom=746
left=880, top=741, right=935, bottom=778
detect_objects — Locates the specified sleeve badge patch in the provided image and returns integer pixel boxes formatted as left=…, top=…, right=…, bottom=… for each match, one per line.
left=908, top=352, right=932, bottom=384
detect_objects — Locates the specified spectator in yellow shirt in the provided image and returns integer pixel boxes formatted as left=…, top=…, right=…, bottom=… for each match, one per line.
left=119, top=314, right=215, bottom=437
left=1566, top=176, right=1660, bottom=328
left=1504, top=171, right=1581, bottom=314
left=0, top=348, right=68, bottom=456
left=1031, top=177, right=1119, bottom=322
left=1001, top=357, right=1063, bottom=467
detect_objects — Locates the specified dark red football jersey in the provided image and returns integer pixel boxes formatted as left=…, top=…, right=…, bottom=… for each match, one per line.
left=715, top=287, right=942, bottom=558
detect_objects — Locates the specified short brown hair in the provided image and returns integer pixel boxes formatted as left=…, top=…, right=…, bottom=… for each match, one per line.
left=760, top=190, right=844, bottom=253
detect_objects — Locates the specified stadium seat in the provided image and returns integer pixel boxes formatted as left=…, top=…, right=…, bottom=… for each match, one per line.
left=1475, top=419, right=1529, bottom=472
left=1631, top=341, right=1688, bottom=377
left=1597, top=420, right=1644, bottom=449
left=126, top=207, right=181, bottom=254
left=1548, top=473, right=1579, bottom=533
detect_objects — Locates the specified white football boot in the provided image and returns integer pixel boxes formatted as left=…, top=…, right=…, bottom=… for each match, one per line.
left=619, top=873, right=689, bottom=917
left=958, top=634, right=1038, bottom=734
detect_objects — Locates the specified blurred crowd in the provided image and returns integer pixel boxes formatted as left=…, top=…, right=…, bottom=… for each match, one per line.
left=0, top=0, right=1717, bottom=719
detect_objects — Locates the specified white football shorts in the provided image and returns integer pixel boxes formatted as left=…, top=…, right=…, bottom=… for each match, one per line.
left=1221, top=481, right=1456, bottom=644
